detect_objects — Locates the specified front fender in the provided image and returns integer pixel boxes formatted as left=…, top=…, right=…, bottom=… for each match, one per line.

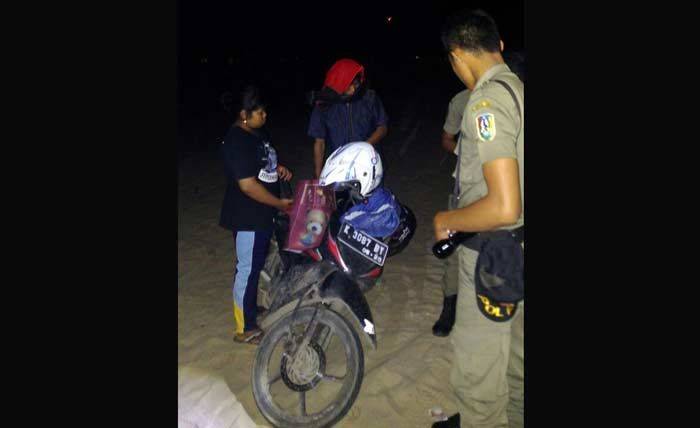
left=260, top=261, right=338, bottom=331
left=319, top=272, right=377, bottom=349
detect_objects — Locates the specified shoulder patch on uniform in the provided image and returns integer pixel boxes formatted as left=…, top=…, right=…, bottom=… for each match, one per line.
left=471, top=100, right=491, bottom=112
left=476, top=113, right=496, bottom=142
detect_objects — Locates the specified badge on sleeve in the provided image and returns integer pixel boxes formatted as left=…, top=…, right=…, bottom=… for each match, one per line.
left=476, top=113, right=496, bottom=142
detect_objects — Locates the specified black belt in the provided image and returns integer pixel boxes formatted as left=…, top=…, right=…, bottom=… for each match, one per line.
left=461, top=225, right=524, bottom=251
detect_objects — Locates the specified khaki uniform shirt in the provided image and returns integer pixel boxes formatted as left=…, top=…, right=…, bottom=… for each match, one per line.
left=443, top=89, right=471, bottom=178
left=455, top=63, right=524, bottom=230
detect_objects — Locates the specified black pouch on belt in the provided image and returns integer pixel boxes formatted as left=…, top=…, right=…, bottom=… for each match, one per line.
left=461, top=225, right=524, bottom=251
left=461, top=226, right=525, bottom=322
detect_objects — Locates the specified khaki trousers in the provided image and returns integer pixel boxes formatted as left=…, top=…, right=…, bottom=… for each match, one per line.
left=442, top=248, right=460, bottom=297
left=450, top=246, right=524, bottom=428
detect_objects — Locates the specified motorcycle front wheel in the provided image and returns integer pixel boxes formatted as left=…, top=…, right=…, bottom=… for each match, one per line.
left=252, top=306, right=364, bottom=428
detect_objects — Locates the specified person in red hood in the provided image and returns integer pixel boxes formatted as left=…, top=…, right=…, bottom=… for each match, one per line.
left=307, top=58, right=389, bottom=178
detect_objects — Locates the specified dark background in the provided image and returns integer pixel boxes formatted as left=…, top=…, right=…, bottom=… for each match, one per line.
left=32, top=2, right=666, bottom=426
left=25, top=1, right=670, bottom=425
left=176, top=0, right=524, bottom=157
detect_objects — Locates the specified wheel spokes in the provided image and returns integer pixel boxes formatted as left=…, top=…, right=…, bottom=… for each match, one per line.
left=321, top=373, right=346, bottom=382
left=299, top=390, right=307, bottom=416
left=254, top=307, right=363, bottom=427
left=268, top=372, right=283, bottom=386
left=313, top=324, right=332, bottom=350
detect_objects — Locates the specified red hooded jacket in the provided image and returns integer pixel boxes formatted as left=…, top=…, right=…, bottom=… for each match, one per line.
left=323, top=58, right=365, bottom=95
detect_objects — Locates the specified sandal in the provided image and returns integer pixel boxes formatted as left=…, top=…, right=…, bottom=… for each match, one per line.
left=234, top=329, right=264, bottom=345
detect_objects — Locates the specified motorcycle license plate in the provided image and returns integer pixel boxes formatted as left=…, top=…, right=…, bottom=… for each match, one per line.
left=337, top=223, right=389, bottom=266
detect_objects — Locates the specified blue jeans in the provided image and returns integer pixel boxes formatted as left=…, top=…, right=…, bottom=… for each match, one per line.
left=232, top=230, right=272, bottom=334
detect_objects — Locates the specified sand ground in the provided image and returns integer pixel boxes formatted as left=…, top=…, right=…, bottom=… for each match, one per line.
left=178, top=92, right=463, bottom=427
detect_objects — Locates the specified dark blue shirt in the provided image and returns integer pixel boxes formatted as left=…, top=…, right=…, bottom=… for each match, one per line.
left=307, top=89, right=388, bottom=155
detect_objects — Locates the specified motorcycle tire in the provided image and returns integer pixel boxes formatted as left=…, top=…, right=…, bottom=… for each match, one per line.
left=252, top=306, right=364, bottom=428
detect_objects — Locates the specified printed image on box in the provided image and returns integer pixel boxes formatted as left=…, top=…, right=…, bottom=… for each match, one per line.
left=284, top=180, right=336, bottom=253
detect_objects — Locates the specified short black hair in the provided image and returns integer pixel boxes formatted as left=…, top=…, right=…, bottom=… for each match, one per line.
left=238, top=85, right=265, bottom=115
left=441, top=9, right=501, bottom=54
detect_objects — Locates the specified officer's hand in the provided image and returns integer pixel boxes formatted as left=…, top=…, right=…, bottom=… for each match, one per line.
left=433, top=211, right=451, bottom=241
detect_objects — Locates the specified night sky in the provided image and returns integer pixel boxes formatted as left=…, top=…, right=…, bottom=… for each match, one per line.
left=178, top=2, right=522, bottom=58
left=177, top=1, right=523, bottom=95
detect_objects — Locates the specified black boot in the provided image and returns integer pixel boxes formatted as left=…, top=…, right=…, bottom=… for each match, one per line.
left=432, top=412, right=460, bottom=427
left=432, top=295, right=457, bottom=337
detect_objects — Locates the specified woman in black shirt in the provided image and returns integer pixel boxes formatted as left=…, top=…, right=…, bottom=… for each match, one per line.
left=219, top=85, right=293, bottom=344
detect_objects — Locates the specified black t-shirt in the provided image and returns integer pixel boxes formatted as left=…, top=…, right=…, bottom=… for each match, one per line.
left=219, top=125, right=280, bottom=231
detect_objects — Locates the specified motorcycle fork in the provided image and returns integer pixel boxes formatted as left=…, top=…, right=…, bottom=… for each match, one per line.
left=285, top=288, right=324, bottom=367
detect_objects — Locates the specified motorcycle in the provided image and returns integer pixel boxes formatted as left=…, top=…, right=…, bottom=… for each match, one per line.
left=252, top=180, right=416, bottom=428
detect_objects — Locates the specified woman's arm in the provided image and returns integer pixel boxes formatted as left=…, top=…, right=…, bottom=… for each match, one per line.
left=238, top=177, right=293, bottom=211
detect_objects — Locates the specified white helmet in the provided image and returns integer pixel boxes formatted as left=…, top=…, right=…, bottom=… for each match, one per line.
left=319, top=142, right=383, bottom=197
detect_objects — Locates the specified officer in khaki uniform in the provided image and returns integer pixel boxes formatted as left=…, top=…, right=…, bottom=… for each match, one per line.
left=432, top=88, right=471, bottom=337
left=433, top=9, right=524, bottom=428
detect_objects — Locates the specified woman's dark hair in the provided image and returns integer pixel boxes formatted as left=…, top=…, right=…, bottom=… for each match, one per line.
left=441, top=9, right=501, bottom=54
left=238, top=85, right=265, bottom=115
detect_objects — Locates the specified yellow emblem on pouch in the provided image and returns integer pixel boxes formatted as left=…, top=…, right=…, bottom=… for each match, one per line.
left=478, top=294, right=515, bottom=318
left=478, top=295, right=503, bottom=317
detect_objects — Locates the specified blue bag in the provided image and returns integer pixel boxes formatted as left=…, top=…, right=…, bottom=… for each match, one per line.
left=340, top=187, right=400, bottom=238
